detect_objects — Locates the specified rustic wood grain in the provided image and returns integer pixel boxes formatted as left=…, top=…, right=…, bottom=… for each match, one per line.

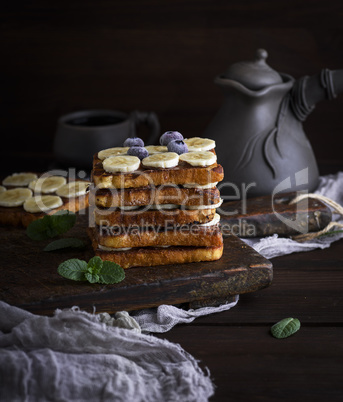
left=159, top=237, right=343, bottom=401
left=160, top=326, right=343, bottom=402
left=0, top=215, right=272, bottom=315
left=220, top=192, right=332, bottom=237
left=192, top=240, right=343, bottom=325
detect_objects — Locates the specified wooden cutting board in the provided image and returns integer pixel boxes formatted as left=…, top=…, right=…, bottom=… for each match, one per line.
left=220, top=192, right=332, bottom=237
left=0, top=216, right=272, bottom=316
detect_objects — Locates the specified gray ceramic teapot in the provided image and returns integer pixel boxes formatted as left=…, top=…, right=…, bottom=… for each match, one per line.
left=204, top=49, right=343, bottom=197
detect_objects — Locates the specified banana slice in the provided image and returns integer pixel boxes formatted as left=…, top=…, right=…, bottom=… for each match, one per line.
left=119, top=205, right=140, bottom=211
left=0, top=188, right=32, bottom=207
left=23, top=195, right=63, bottom=213
left=103, top=155, right=140, bottom=173
left=3, top=172, right=38, bottom=187
left=29, top=176, right=67, bottom=194
left=199, top=213, right=220, bottom=226
left=56, top=181, right=90, bottom=198
left=183, top=182, right=218, bottom=189
left=149, top=204, right=179, bottom=210
left=98, top=147, right=129, bottom=160
left=179, top=151, right=216, bottom=167
left=98, top=245, right=132, bottom=251
left=142, top=152, right=179, bottom=169
left=0, top=186, right=6, bottom=194
left=145, top=145, right=168, bottom=154
left=184, top=137, right=216, bottom=152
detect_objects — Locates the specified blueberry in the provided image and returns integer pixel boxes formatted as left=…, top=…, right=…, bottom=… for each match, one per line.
left=123, top=137, right=144, bottom=147
left=159, top=131, right=183, bottom=146
left=127, top=146, right=149, bottom=160
left=167, top=139, right=188, bottom=155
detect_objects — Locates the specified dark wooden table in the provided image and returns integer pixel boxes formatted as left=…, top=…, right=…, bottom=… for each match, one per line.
left=2, top=158, right=342, bottom=401
left=157, top=238, right=343, bottom=401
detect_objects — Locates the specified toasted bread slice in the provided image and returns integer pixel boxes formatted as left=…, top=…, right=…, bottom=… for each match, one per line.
left=92, top=185, right=221, bottom=208
left=91, top=244, right=224, bottom=269
left=92, top=156, right=224, bottom=189
left=0, top=175, right=90, bottom=227
left=89, top=224, right=223, bottom=249
left=0, top=194, right=89, bottom=227
left=92, top=206, right=216, bottom=227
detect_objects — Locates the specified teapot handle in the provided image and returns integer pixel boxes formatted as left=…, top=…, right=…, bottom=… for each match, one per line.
left=131, top=110, right=160, bottom=145
left=291, top=69, right=343, bottom=121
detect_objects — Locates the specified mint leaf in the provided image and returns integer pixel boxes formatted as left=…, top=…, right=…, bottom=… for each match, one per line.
left=48, top=210, right=77, bottom=236
left=26, top=217, right=50, bottom=241
left=88, top=256, right=103, bottom=273
left=27, top=210, right=76, bottom=241
left=85, top=272, right=100, bottom=283
left=44, top=238, right=85, bottom=252
left=57, top=257, right=125, bottom=284
left=57, top=258, right=88, bottom=281
left=98, top=261, right=125, bottom=284
left=271, top=318, right=301, bottom=339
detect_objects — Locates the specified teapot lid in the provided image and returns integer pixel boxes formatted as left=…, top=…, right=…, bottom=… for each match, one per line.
left=220, top=49, right=283, bottom=90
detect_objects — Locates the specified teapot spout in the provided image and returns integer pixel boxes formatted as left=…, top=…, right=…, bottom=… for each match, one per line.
left=291, top=69, right=343, bottom=121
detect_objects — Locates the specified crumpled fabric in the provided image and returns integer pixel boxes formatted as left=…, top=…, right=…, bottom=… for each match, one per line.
left=134, top=296, right=239, bottom=333
left=99, top=311, right=142, bottom=333
left=0, top=302, right=214, bottom=402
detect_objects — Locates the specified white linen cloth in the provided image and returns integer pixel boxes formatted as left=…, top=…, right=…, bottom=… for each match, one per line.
left=1, top=172, right=342, bottom=401
left=0, top=303, right=215, bottom=402
left=134, top=297, right=239, bottom=333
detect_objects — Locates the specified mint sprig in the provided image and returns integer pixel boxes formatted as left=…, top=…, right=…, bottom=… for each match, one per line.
left=58, top=258, right=88, bottom=281
left=58, top=256, right=125, bottom=284
left=271, top=317, right=301, bottom=339
left=44, top=238, right=85, bottom=252
left=27, top=210, right=77, bottom=241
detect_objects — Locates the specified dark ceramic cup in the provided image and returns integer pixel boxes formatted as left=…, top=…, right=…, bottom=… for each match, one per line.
left=53, top=109, right=160, bottom=168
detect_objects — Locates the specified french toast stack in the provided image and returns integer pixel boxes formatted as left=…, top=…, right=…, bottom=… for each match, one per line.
left=88, top=132, right=224, bottom=269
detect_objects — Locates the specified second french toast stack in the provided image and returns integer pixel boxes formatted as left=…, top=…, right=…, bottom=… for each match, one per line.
left=88, top=132, right=224, bottom=268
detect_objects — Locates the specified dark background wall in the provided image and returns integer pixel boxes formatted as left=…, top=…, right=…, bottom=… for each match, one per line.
left=1, top=0, right=343, bottom=173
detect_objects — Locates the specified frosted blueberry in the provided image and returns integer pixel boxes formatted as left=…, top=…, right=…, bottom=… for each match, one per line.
left=159, top=131, right=183, bottom=146
left=123, top=137, right=144, bottom=147
left=127, top=146, right=149, bottom=160
left=167, top=139, right=188, bottom=155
